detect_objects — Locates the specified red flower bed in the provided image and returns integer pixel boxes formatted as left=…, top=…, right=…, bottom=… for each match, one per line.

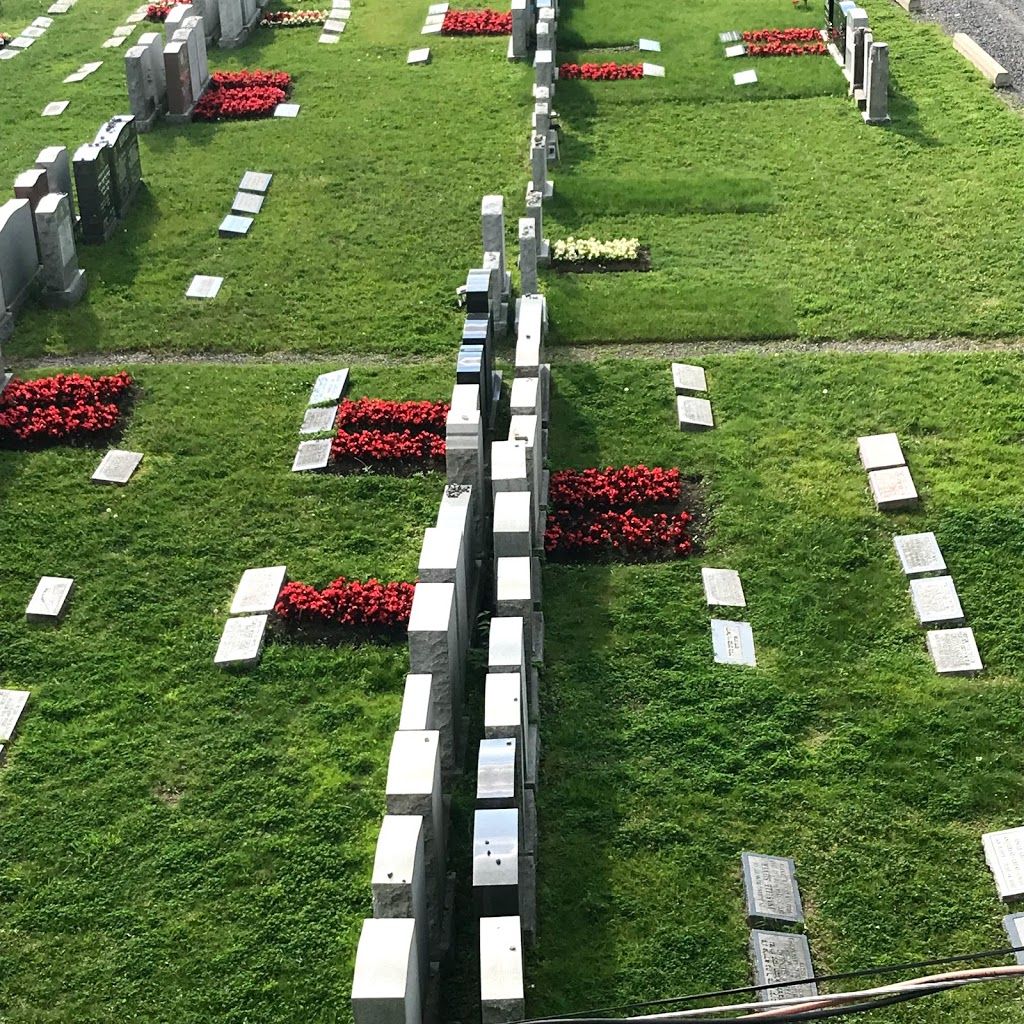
left=742, top=27, right=826, bottom=55
left=545, top=465, right=693, bottom=561
left=193, top=70, right=293, bottom=122
left=275, top=577, right=415, bottom=641
left=441, top=8, right=512, bottom=34
left=331, top=397, right=449, bottom=472
left=559, top=61, right=644, bottom=80
left=146, top=0, right=189, bottom=21
left=0, top=372, right=133, bottom=446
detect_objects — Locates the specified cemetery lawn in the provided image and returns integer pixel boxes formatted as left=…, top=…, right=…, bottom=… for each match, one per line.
left=532, top=353, right=1024, bottom=1022
left=0, top=362, right=450, bottom=1024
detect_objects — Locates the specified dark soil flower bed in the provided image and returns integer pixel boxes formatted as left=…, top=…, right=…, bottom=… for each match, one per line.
left=272, top=577, right=414, bottom=644
left=551, top=246, right=652, bottom=274
left=329, top=397, right=449, bottom=474
left=193, top=70, right=293, bottom=122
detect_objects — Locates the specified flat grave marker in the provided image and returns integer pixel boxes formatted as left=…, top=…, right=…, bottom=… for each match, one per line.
left=113, top=25, right=136, bottom=36
left=42, top=101, right=70, bottom=116
left=742, top=853, right=804, bottom=926
left=910, top=576, right=965, bottom=627
left=408, top=47, right=431, bottom=64
left=733, top=68, right=758, bottom=85
left=103, top=36, right=128, bottom=47
left=22, top=25, right=47, bottom=37
left=218, top=214, right=253, bottom=238
left=671, top=363, right=707, bottom=394
left=926, top=627, right=982, bottom=675
left=0, top=690, right=30, bottom=741
left=702, top=567, right=746, bottom=607
left=711, top=618, right=756, bottom=666
left=984, top=826, right=1024, bottom=901
left=642, top=62, right=665, bottom=77
left=274, top=103, right=300, bottom=118
left=26, top=576, right=75, bottom=622
left=231, top=191, right=264, bottom=215
left=677, top=395, right=714, bottom=431
left=214, top=614, right=268, bottom=667
left=239, top=170, right=272, bottom=193
left=1002, top=914, right=1024, bottom=963
left=309, top=367, right=349, bottom=405
left=421, top=23, right=442, bottom=33
left=0, top=50, right=20, bottom=60
left=750, top=930, right=817, bottom=1002
left=638, top=38, right=661, bottom=51
left=186, top=274, right=223, bottom=298
left=230, top=565, right=287, bottom=615
left=92, top=449, right=143, bottom=484
left=893, top=532, right=945, bottom=578
left=725, top=44, right=746, bottom=57
left=64, top=70, right=88, bottom=82
left=858, top=432, right=905, bottom=471
left=319, top=32, right=341, bottom=42
left=868, top=466, right=918, bottom=510
left=720, top=29, right=741, bottom=41
left=292, top=438, right=332, bottom=472
left=301, top=405, right=338, bottom=434
left=10, top=37, right=37, bottom=49
left=126, top=11, right=146, bottom=22
left=325, top=17, right=347, bottom=31
left=33, top=16, right=55, bottom=26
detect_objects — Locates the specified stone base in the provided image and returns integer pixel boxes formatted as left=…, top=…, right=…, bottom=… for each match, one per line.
left=863, top=110, right=890, bottom=124
left=532, top=613, right=544, bottom=664
left=520, top=854, right=537, bottom=944
left=528, top=179, right=554, bottom=199
left=219, top=7, right=261, bottom=48
left=526, top=722, right=539, bottom=788
left=133, top=109, right=160, bottom=133
left=0, top=313, right=13, bottom=345
left=495, top=301, right=510, bottom=338
left=523, top=787, right=538, bottom=857
left=41, top=268, right=88, bottom=309
left=165, top=100, right=198, bottom=124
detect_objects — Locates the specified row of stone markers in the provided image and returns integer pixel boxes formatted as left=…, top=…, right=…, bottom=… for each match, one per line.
left=673, top=361, right=714, bottom=432
left=704, top=568, right=757, bottom=668
left=292, top=367, right=350, bottom=470
left=857, top=432, right=918, bottom=511
left=827, top=0, right=889, bottom=124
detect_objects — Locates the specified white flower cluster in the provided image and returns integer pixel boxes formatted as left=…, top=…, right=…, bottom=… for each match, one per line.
left=552, top=236, right=640, bottom=262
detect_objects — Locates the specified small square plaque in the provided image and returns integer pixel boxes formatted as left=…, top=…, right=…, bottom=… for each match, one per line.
left=301, top=405, right=338, bottom=434
left=0, top=690, right=30, bottom=742
left=1003, top=914, right=1024, bottom=963
left=186, top=274, right=223, bottom=299
left=711, top=619, right=756, bottom=666
left=926, top=627, right=982, bottom=675
left=218, top=215, right=253, bottom=238
left=910, top=576, right=965, bottom=627
left=858, top=432, right=905, bottom=471
left=638, top=38, right=661, bottom=51
left=733, top=69, right=758, bottom=85
left=63, top=70, right=88, bottom=82
left=702, top=568, right=746, bottom=607
left=102, top=36, right=127, bottom=47
left=750, top=930, right=817, bottom=1002
left=868, top=466, right=918, bottom=510
left=231, top=191, right=264, bottom=215
left=214, top=614, right=268, bottom=667
left=677, top=395, right=714, bottom=431
left=742, top=852, right=804, bottom=926
left=319, top=31, right=341, bottom=42
left=274, top=103, right=300, bottom=118
left=92, top=449, right=143, bottom=484
left=292, top=438, right=332, bottom=472
left=26, top=576, right=75, bottom=622
left=893, top=532, right=945, bottom=577
left=231, top=566, right=287, bottom=615
left=671, top=362, right=707, bottom=394
left=42, top=101, right=70, bottom=116
left=725, top=44, right=746, bottom=57
left=80, top=61, right=103, bottom=73
left=642, top=62, right=665, bottom=77
left=239, top=171, right=273, bottom=193
left=408, top=47, right=431, bottom=64
left=0, top=49, right=20, bottom=60
left=309, top=368, right=349, bottom=405
left=424, top=13, right=445, bottom=24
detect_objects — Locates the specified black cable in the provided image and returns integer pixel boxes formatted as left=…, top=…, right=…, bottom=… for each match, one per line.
left=522, top=944, right=1024, bottom=1023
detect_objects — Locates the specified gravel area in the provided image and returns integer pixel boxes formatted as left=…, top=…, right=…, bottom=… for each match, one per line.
left=919, top=0, right=1024, bottom=93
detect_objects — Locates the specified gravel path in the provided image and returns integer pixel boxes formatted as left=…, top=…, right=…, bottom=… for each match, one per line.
left=920, top=0, right=1024, bottom=92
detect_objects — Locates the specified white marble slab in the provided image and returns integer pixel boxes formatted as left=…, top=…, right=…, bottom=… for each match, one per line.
left=92, top=449, right=143, bottom=484
left=702, top=568, right=746, bottom=607
left=26, top=576, right=75, bottom=622
left=214, top=614, right=268, bottom=667
left=231, top=566, right=287, bottom=615
left=711, top=619, right=756, bottom=666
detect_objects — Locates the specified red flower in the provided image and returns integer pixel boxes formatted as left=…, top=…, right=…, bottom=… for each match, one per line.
left=559, top=61, right=644, bottom=80
left=275, top=577, right=416, bottom=633
left=192, top=69, right=293, bottom=122
left=441, top=8, right=512, bottom=34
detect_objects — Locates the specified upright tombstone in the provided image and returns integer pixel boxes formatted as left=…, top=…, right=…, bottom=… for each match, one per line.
left=163, top=40, right=196, bottom=121
left=493, top=490, right=533, bottom=559
left=171, top=24, right=205, bottom=103
left=864, top=41, right=890, bottom=124
left=844, top=7, right=869, bottom=83
left=496, top=556, right=535, bottom=664
left=163, top=1, right=193, bottom=39
left=529, top=132, right=552, bottom=198
left=72, top=143, right=118, bottom=244
left=851, top=25, right=868, bottom=92
left=351, top=918, right=422, bottom=1024
left=518, top=219, right=538, bottom=296
left=473, top=808, right=520, bottom=917
left=525, top=189, right=549, bottom=263
left=418, top=527, right=470, bottom=665
left=480, top=917, right=526, bottom=1024
left=0, top=200, right=40, bottom=315
left=36, top=147, right=77, bottom=223
left=483, top=251, right=505, bottom=334
left=509, top=0, right=528, bottom=58
left=180, top=17, right=210, bottom=93
left=125, top=44, right=159, bottom=130
left=33, top=193, right=88, bottom=307
left=400, top=674, right=435, bottom=731
left=13, top=169, right=49, bottom=256
left=481, top=195, right=511, bottom=303
left=95, top=116, right=143, bottom=220
left=137, top=31, right=168, bottom=110
left=446, top=405, right=485, bottom=500
left=534, top=49, right=554, bottom=97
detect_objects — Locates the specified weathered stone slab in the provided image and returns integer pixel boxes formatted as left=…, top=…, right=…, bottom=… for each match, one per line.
left=672, top=362, right=706, bottom=394
left=868, top=466, right=918, bottom=510
left=750, top=930, right=817, bottom=1002
left=725, top=43, right=746, bottom=57
left=480, top=916, right=525, bottom=1024
left=677, top=396, right=714, bottom=431
left=0, top=690, right=30, bottom=741
left=274, top=103, right=300, bottom=118
left=218, top=214, right=252, bottom=238
left=858, top=432, right=905, bottom=471
left=230, top=565, right=287, bottom=615
left=711, top=619, right=756, bottom=667
left=92, top=449, right=143, bottom=484
left=214, top=614, right=267, bottom=666
left=642, top=62, right=665, bottom=77
left=638, top=37, right=661, bottom=51
left=300, top=405, right=337, bottom=434
left=42, top=101, right=70, bottom=117
left=702, top=568, right=745, bottom=607
left=742, top=853, right=803, bottom=926
left=910, top=576, right=965, bottom=627
left=239, top=170, right=272, bottom=193
left=926, top=627, right=982, bottom=675
left=26, top=576, right=75, bottom=622
left=186, top=274, right=222, bottom=298
left=309, top=368, right=349, bottom=405
left=893, top=532, right=945, bottom=578
left=984, top=826, right=1024, bottom=901
left=291, top=438, right=332, bottom=472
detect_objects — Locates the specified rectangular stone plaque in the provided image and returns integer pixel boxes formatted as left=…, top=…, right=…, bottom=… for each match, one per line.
left=186, top=274, right=223, bottom=298
left=1003, top=913, right=1024, bottom=963
left=926, top=627, right=982, bottom=675
left=893, top=532, right=945, bottom=577
left=733, top=68, right=758, bottom=85
left=214, top=614, right=268, bottom=667
left=64, top=70, right=88, bottom=82
left=300, top=405, right=337, bottom=434
left=421, top=22, right=442, bottom=33
left=480, top=916, right=525, bottom=1022
left=858, top=432, right=905, bottom=471
left=720, top=29, right=741, bottom=41
left=725, top=44, right=746, bottom=57
left=231, top=191, right=264, bottom=215
left=428, top=2, right=448, bottom=11
left=678, top=395, right=714, bottom=431
left=638, top=37, right=661, bottom=51
left=984, top=826, right=1024, bottom=901
left=477, top=737, right=517, bottom=806
left=26, top=576, right=75, bottom=622
left=291, top=438, right=332, bottom=472
left=231, top=565, right=287, bottom=615
left=750, top=930, right=817, bottom=1002
left=868, top=466, right=918, bottom=510
left=309, top=368, right=349, bottom=405
left=702, top=567, right=746, bottom=607
left=103, top=36, right=128, bottom=47
left=239, top=170, right=272, bottom=193
left=42, top=101, right=70, bottom=117
left=218, top=214, right=253, bottom=238
left=910, top=576, right=964, bottom=627
left=711, top=619, right=756, bottom=666
left=0, top=690, right=30, bottom=741
left=274, top=103, right=300, bottom=118
left=325, top=17, right=347, bottom=31
left=424, top=13, right=445, bottom=24
left=672, top=362, right=706, bottom=394
left=319, top=32, right=341, bottom=42
left=10, top=37, right=37, bottom=49
left=92, top=449, right=143, bottom=484
left=742, top=853, right=803, bottom=926
left=0, top=50, right=20, bottom=59
left=408, top=47, right=431, bottom=64
left=113, top=25, right=135, bottom=36
left=23, top=26, right=47, bottom=37
left=642, top=62, right=665, bottom=77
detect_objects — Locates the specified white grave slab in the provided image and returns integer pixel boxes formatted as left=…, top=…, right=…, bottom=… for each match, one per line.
left=926, top=627, right=982, bottom=675
left=984, top=826, right=1024, bottom=901
left=231, top=191, right=264, bottom=215
left=480, top=916, right=525, bottom=1023
left=319, top=32, right=340, bottom=42
left=408, top=47, right=430, bottom=64
left=0, top=690, right=30, bottom=741
left=231, top=566, right=287, bottom=615
left=858, top=432, right=905, bottom=471
left=33, top=17, right=56, bottom=28
left=719, top=30, right=741, bottom=41
left=42, top=101, right=70, bottom=116
left=291, top=438, right=332, bottom=472
left=219, top=215, right=253, bottom=238
left=325, top=17, right=347, bottom=31
left=421, top=23, right=442, bottom=33
left=92, top=449, right=143, bottom=484
left=80, top=60, right=103, bottom=73
left=274, top=103, right=300, bottom=118
left=910, top=576, right=965, bottom=627
left=214, top=614, right=268, bottom=667
left=868, top=466, right=918, bottom=510
left=424, top=13, right=445, bottom=24
left=677, top=395, right=714, bottom=431
left=186, top=274, right=223, bottom=298
left=352, top=919, right=421, bottom=1024
left=26, top=576, right=75, bottom=622
left=702, top=568, right=746, bottom=607
left=309, top=368, right=349, bottom=405
left=428, top=2, right=448, bottom=11
left=10, top=37, right=37, bottom=49
left=642, top=62, right=665, bottom=77
left=22, top=25, right=47, bottom=37
left=725, top=44, right=746, bottom=57
left=0, top=50, right=20, bottom=59
left=239, top=170, right=272, bottom=193
left=300, top=405, right=337, bottom=434
left=113, top=25, right=136, bottom=36
left=711, top=619, right=756, bottom=666
left=638, top=38, right=660, bottom=51
left=733, top=69, right=758, bottom=85
left=893, top=533, right=946, bottom=578
left=672, top=362, right=707, bottom=394
left=103, top=36, right=128, bottom=47
left=63, top=70, right=88, bottom=82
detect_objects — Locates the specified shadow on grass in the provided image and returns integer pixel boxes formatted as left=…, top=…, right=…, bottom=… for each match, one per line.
left=887, top=76, right=941, bottom=148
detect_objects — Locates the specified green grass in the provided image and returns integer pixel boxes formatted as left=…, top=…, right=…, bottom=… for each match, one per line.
left=532, top=354, right=1024, bottom=1021
left=0, top=362, right=451, bottom=1024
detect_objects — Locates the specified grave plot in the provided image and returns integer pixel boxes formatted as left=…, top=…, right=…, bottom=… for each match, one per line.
left=192, top=70, right=294, bottom=121
left=328, top=396, right=450, bottom=474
